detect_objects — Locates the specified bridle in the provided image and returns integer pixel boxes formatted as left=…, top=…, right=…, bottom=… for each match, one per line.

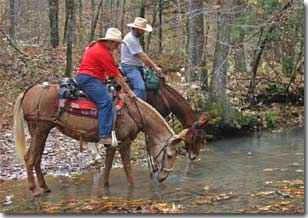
left=187, top=122, right=201, bottom=160
left=146, top=134, right=178, bottom=178
left=130, top=99, right=179, bottom=179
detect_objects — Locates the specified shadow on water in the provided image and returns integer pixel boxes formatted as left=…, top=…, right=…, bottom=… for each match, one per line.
left=0, top=128, right=304, bottom=213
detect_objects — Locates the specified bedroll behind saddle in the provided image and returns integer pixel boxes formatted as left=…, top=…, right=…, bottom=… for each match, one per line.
left=58, top=77, right=124, bottom=118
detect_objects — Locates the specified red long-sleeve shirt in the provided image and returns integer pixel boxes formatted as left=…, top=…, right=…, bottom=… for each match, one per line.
left=77, top=42, right=120, bottom=82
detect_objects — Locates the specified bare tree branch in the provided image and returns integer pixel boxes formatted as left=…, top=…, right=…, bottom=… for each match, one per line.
left=0, top=29, right=29, bottom=57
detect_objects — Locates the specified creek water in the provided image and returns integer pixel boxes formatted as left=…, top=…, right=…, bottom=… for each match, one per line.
left=0, top=127, right=304, bottom=213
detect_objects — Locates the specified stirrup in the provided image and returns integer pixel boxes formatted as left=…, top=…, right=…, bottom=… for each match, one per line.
left=111, top=130, right=118, bottom=147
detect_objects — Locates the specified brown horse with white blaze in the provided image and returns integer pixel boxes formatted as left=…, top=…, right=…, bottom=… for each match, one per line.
left=14, top=84, right=189, bottom=196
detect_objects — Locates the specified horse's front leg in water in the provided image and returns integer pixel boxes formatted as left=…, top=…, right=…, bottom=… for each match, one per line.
left=118, top=140, right=134, bottom=187
left=103, top=146, right=116, bottom=187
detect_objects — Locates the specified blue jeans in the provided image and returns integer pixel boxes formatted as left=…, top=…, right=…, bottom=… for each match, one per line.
left=76, top=74, right=113, bottom=138
left=121, top=64, right=145, bottom=99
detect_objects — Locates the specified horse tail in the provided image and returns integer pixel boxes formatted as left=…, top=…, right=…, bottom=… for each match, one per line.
left=14, top=92, right=27, bottom=165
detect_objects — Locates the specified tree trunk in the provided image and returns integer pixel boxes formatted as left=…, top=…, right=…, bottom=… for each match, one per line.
left=201, top=19, right=209, bottom=90
left=89, top=0, right=104, bottom=42
left=146, top=0, right=159, bottom=51
left=48, top=0, right=59, bottom=48
left=139, top=0, right=145, bottom=48
left=233, top=0, right=247, bottom=73
left=72, top=0, right=77, bottom=43
left=90, top=0, right=96, bottom=38
left=186, top=0, right=205, bottom=82
left=176, top=0, right=181, bottom=39
left=77, top=0, right=83, bottom=45
left=158, top=0, right=163, bottom=52
left=63, top=0, right=70, bottom=44
left=99, top=1, right=104, bottom=37
left=110, top=0, right=113, bottom=26
left=65, top=0, right=74, bottom=77
left=247, top=1, right=293, bottom=104
left=233, top=30, right=247, bottom=72
left=120, top=0, right=126, bottom=33
left=9, top=0, right=15, bottom=39
left=115, top=0, right=120, bottom=27
left=209, top=0, right=235, bottom=108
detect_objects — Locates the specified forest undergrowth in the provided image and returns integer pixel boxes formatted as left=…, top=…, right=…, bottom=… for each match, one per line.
left=0, top=47, right=304, bottom=134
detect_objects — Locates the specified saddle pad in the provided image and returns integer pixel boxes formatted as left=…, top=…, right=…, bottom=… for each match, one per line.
left=69, top=99, right=97, bottom=110
left=59, top=98, right=124, bottom=118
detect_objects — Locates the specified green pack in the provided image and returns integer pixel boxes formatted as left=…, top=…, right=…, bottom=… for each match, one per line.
left=144, top=68, right=160, bottom=91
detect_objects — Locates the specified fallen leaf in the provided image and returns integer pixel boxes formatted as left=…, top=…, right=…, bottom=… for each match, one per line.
left=274, top=201, right=290, bottom=207
left=259, top=205, right=271, bottom=211
left=255, top=191, right=275, bottom=196
left=263, top=168, right=273, bottom=172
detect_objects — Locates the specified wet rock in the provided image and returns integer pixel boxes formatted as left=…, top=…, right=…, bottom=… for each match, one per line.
left=3, top=195, right=14, bottom=205
left=275, top=191, right=293, bottom=199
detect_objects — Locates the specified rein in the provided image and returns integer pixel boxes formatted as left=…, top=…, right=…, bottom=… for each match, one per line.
left=187, top=122, right=199, bottom=160
left=131, top=99, right=176, bottom=178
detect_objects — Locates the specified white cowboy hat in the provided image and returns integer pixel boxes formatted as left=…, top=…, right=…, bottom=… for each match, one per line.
left=127, top=17, right=153, bottom=32
left=97, top=27, right=126, bottom=44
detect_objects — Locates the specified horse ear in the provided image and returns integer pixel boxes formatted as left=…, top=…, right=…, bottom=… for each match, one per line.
left=197, top=115, right=210, bottom=128
left=197, top=119, right=209, bottom=128
left=169, top=128, right=189, bottom=146
left=177, top=128, right=190, bottom=139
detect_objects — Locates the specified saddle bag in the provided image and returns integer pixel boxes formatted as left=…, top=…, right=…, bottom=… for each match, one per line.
left=59, top=77, right=81, bottom=99
left=145, top=68, right=160, bottom=91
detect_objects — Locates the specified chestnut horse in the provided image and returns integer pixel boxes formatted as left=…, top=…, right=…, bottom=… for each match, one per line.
left=14, top=84, right=188, bottom=196
left=90, top=77, right=209, bottom=161
left=146, top=77, right=208, bottom=160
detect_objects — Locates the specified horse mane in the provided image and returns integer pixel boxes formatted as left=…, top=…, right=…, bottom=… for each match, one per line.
left=160, top=80, right=197, bottom=127
left=122, top=94, right=174, bottom=134
left=137, top=97, right=174, bottom=133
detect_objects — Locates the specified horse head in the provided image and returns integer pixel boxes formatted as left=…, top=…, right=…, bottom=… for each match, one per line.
left=122, top=95, right=187, bottom=183
left=151, top=133, right=185, bottom=182
left=182, top=117, right=209, bottom=160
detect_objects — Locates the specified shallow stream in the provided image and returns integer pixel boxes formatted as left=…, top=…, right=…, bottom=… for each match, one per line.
left=0, top=128, right=304, bottom=213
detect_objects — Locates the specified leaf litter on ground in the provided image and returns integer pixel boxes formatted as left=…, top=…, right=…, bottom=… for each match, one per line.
left=42, top=198, right=182, bottom=213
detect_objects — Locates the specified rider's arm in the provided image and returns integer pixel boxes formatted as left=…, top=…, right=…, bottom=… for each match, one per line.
left=137, top=52, right=162, bottom=74
left=114, top=74, right=136, bottom=98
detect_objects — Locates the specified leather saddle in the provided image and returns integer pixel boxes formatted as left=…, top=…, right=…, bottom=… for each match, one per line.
left=58, top=78, right=124, bottom=118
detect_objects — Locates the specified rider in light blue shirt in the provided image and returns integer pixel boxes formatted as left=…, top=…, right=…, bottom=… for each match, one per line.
left=121, top=17, right=162, bottom=99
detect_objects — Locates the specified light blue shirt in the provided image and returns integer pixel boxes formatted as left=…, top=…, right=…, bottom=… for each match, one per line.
left=121, top=32, right=144, bottom=66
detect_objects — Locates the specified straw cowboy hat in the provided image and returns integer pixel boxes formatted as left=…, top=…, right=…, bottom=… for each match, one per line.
left=127, top=17, right=153, bottom=32
left=97, top=27, right=126, bottom=44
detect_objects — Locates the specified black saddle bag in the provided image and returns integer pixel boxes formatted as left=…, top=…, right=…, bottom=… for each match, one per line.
left=59, top=77, right=81, bottom=99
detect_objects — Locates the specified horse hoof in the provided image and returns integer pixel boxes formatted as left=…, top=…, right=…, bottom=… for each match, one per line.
left=127, top=183, right=134, bottom=188
left=33, top=191, right=41, bottom=197
left=43, top=188, right=51, bottom=193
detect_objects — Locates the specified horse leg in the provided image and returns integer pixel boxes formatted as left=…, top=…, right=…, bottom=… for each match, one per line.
left=103, top=146, right=116, bottom=187
left=24, top=134, right=41, bottom=196
left=118, top=140, right=134, bottom=187
left=89, top=143, right=103, bottom=161
left=33, top=131, right=51, bottom=193
left=25, top=123, right=52, bottom=196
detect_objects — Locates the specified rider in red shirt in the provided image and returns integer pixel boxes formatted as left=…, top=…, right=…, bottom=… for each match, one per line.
left=76, top=27, right=135, bottom=146
left=78, top=41, right=120, bottom=82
